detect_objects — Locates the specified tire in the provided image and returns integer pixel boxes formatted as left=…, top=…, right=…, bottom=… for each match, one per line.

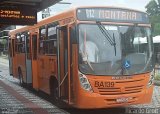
left=50, top=77, right=58, bottom=102
left=18, top=69, right=24, bottom=86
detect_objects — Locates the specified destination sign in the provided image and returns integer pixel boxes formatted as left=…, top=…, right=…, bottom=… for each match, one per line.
left=77, top=8, right=149, bottom=23
left=0, top=6, right=37, bottom=25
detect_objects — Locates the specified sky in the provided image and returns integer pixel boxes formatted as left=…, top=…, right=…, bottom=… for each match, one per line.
left=38, top=0, right=152, bottom=21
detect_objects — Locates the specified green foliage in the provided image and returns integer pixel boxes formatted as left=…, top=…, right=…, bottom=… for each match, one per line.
left=150, top=15, right=160, bottom=23
left=146, top=0, right=160, bottom=36
left=146, top=0, right=159, bottom=16
left=155, top=73, right=160, bottom=80
left=153, top=23, right=160, bottom=36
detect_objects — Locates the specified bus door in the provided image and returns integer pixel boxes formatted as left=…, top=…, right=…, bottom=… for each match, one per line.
left=38, top=24, right=58, bottom=94
left=25, top=34, right=32, bottom=84
left=58, top=25, right=72, bottom=104
left=8, top=38, right=15, bottom=75
left=31, top=33, right=38, bottom=89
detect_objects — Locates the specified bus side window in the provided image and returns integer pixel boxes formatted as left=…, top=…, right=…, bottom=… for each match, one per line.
left=39, top=26, right=46, bottom=55
left=16, top=34, right=25, bottom=54
left=33, top=35, right=37, bottom=60
left=15, top=35, right=19, bottom=53
left=45, top=24, right=57, bottom=55
left=39, top=24, right=58, bottom=55
left=26, top=33, right=31, bottom=59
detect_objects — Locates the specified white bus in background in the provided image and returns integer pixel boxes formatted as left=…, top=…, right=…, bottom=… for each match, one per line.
left=153, top=36, right=160, bottom=43
left=153, top=36, right=160, bottom=63
left=133, top=36, right=160, bottom=44
left=133, top=36, right=160, bottom=63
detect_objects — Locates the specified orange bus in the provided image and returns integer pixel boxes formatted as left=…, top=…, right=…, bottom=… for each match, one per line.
left=8, top=6, right=155, bottom=109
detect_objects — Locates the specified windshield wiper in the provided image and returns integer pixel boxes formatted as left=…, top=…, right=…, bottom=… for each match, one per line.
left=96, top=21, right=117, bottom=56
left=113, top=33, right=116, bottom=56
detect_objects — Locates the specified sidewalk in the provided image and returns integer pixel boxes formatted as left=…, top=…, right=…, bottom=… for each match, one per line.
left=0, top=55, right=9, bottom=66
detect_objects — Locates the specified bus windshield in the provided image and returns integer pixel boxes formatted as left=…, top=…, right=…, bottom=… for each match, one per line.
left=78, top=24, right=154, bottom=75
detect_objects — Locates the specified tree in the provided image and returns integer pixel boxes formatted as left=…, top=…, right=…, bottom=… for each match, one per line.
left=154, top=23, right=160, bottom=36
left=146, top=0, right=159, bottom=16
left=145, top=0, right=160, bottom=36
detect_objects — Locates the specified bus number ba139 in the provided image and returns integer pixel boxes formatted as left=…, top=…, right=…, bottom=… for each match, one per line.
left=94, top=81, right=115, bottom=88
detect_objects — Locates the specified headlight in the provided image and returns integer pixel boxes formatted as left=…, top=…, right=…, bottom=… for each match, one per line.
left=79, top=72, right=93, bottom=92
left=147, top=69, right=155, bottom=88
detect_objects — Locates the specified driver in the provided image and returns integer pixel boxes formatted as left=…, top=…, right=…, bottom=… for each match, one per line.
left=80, top=40, right=99, bottom=63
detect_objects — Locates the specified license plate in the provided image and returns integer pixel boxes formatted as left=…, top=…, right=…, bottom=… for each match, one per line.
left=116, top=97, right=130, bottom=103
